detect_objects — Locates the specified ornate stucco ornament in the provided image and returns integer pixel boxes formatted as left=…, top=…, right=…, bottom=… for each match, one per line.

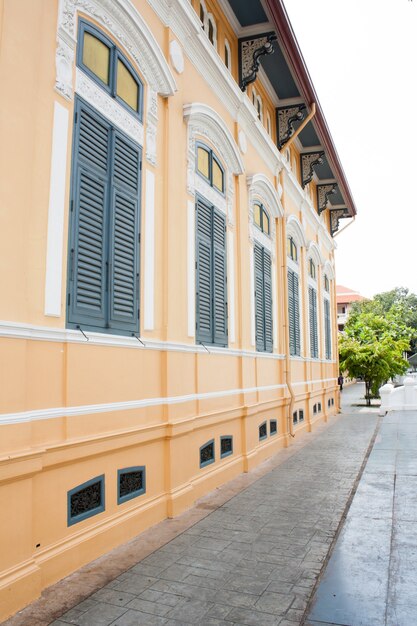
left=239, top=34, right=277, bottom=92
left=330, top=208, right=350, bottom=236
left=301, top=151, right=325, bottom=188
left=277, top=104, right=306, bottom=149
left=317, top=183, right=337, bottom=214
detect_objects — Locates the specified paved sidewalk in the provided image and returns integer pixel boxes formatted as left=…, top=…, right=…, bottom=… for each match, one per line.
left=4, top=385, right=378, bottom=626
left=306, top=402, right=417, bottom=626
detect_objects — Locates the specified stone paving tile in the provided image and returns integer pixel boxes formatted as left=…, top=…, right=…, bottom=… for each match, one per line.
left=165, top=599, right=214, bottom=622
left=110, top=609, right=168, bottom=625
left=39, top=385, right=380, bottom=626
left=226, top=606, right=281, bottom=625
left=67, top=601, right=128, bottom=625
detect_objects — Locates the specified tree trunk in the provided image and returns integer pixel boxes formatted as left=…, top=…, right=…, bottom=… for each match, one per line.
left=365, top=380, right=371, bottom=406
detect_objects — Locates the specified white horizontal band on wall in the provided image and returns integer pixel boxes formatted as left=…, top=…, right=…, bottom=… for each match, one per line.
left=0, top=378, right=337, bottom=426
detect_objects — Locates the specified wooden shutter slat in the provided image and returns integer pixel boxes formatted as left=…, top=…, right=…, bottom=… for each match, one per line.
left=263, top=249, right=273, bottom=353
left=213, top=208, right=228, bottom=346
left=254, top=244, right=265, bottom=351
left=196, top=199, right=213, bottom=343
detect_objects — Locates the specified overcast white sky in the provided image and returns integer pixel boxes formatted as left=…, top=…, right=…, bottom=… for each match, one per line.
left=283, top=0, right=417, bottom=298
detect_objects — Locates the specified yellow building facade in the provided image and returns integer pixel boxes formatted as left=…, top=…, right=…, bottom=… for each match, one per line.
left=0, top=0, right=356, bottom=619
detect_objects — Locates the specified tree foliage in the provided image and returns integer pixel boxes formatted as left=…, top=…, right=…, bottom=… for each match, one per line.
left=339, top=291, right=416, bottom=405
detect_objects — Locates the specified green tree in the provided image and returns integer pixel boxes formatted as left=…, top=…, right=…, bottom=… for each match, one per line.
left=352, top=287, right=417, bottom=354
left=339, top=306, right=412, bottom=406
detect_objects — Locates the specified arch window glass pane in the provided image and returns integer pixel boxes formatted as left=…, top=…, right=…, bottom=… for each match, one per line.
left=208, top=19, right=214, bottom=44
left=197, top=147, right=210, bottom=180
left=263, top=210, right=270, bottom=235
left=212, top=158, right=224, bottom=193
left=287, top=236, right=298, bottom=262
left=309, top=259, right=316, bottom=279
left=82, top=32, right=110, bottom=85
left=116, top=60, right=139, bottom=112
left=224, top=44, right=230, bottom=68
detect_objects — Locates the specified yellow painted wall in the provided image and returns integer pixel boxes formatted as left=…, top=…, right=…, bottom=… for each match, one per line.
left=0, top=0, right=341, bottom=619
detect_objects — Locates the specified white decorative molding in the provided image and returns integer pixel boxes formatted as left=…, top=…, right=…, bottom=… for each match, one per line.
left=56, top=0, right=176, bottom=98
left=0, top=382, right=288, bottom=427
left=194, top=176, right=227, bottom=214
left=55, top=31, right=76, bottom=100
left=145, top=88, right=158, bottom=165
left=0, top=321, right=286, bottom=361
left=286, top=214, right=308, bottom=248
left=184, top=103, right=244, bottom=175
left=238, top=129, right=247, bottom=154
left=249, top=248, right=255, bottom=346
left=44, top=102, right=69, bottom=317
left=187, top=200, right=195, bottom=338
left=307, top=241, right=325, bottom=267
left=169, top=39, right=184, bottom=74
left=76, top=68, right=144, bottom=145
left=0, top=375, right=337, bottom=426
left=228, top=231, right=236, bottom=343
left=144, top=169, right=155, bottom=330
left=247, top=174, right=284, bottom=218
left=272, top=262, right=278, bottom=349
left=324, top=260, right=335, bottom=280
left=184, top=103, right=242, bottom=228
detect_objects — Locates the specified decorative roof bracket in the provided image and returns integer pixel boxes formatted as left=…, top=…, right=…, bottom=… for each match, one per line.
left=330, top=208, right=350, bottom=236
left=240, top=34, right=277, bottom=92
left=317, top=183, right=337, bottom=214
left=277, top=104, right=306, bottom=149
left=301, top=151, right=325, bottom=188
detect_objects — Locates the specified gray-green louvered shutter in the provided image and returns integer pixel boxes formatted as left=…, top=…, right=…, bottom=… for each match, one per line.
left=263, top=249, right=273, bottom=353
left=108, top=132, right=141, bottom=332
left=196, top=198, right=213, bottom=344
left=213, top=208, right=228, bottom=346
left=309, top=286, right=318, bottom=358
left=288, top=269, right=295, bottom=355
left=293, top=272, right=300, bottom=356
left=68, top=99, right=110, bottom=329
left=324, top=298, right=331, bottom=359
left=254, top=244, right=265, bottom=351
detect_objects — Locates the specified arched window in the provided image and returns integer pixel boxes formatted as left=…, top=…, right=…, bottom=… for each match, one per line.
left=224, top=39, right=231, bottom=71
left=287, top=236, right=298, bottom=262
left=324, top=274, right=332, bottom=359
left=266, top=111, right=271, bottom=135
left=254, top=203, right=270, bottom=235
left=199, top=1, right=207, bottom=26
left=78, top=21, right=143, bottom=117
left=207, top=15, right=217, bottom=48
left=67, top=20, right=142, bottom=335
left=308, top=258, right=316, bottom=279
left=256, top=95, right=263, bottom=122
left=196, top=143, right=225, bottom=194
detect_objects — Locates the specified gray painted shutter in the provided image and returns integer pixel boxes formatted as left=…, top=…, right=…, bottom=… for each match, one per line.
left=293, top=272, right=300, bottom=356
left=196, top=198, right=213, bottom=344
left=108, top=132, right=140, bottom=332
left=213, top=208, right=228, bottom=346
left=288, top=269, right=295, bottom=355
left=263, top=248, right=273, bottom=353
left=288, top=269, right=300, bottom=356
left=324, top=298, right=331, bottom=359
left=309, top=286, right=318, bottom=358
left=256, top=245, right=272, bottom=353
left=68, top=100, right=110, bottom=329
left=254, top=244, right=265, bottom=351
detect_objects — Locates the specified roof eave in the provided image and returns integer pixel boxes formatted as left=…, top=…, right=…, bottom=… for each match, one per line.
left=265, top=0, right=357, bottom=217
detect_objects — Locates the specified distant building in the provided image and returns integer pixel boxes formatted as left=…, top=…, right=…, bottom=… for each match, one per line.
left=336, top=285, right=366, bottom=331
